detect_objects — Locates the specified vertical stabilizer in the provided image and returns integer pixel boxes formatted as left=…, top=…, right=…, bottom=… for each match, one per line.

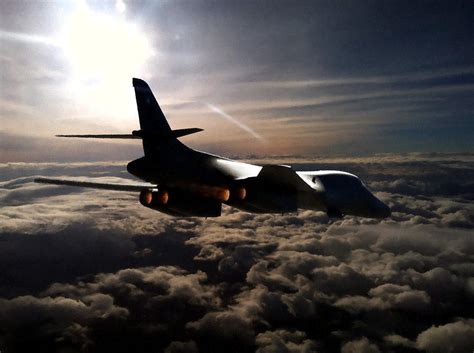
left=133, top=78, right=171, bottom=133
left=132, top=78, right=174, bottom=156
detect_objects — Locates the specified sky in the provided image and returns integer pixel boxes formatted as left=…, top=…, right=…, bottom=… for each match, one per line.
left=1, top=0, right=473, bottom=162
left=1, top=154, right=473, bottom=352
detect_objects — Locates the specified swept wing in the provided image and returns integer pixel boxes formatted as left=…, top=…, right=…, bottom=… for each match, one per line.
left=34, top=177, right=154, bottom=192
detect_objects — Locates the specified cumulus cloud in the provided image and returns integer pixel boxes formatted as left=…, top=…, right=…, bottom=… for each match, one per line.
left=341, top=337, right=380, bottom=353
left=0, top=294, right=127, bottom=326
left=164, top=340, right=199, bottom=353
left=416, top=319, right=474, bottom=353
left=0, top=154, right=473, bottom=352
left=256, top=329, right=318, bottom=353
left=335, top=283, right=431, bottom=313
left=383, top=334, right=415, bottom=348
left=187, top=311, right=255, bottom=352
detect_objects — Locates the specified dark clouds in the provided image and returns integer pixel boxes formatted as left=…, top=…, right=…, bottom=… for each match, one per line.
left=0, top=154, right=473, bottom=352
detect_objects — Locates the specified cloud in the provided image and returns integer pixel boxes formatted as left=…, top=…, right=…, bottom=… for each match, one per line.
left=334, top=284, right=431, bottom=313
left=8, top=266, right=221, bottom=352
left=187, top=311, right=255, bottom=352
left=383, top=334, right=415, bottom=349
left=416, top=319, right=474, bottom=353
left=45, top=266, right=221, bottom=313
left=341, top=337, right=380, bottom=353
left=255, top=329, right=317, bottom=353
left=164, top=340, right=199, bottom=353
left=0, top=155, right=473, bottom=352
left=0, top=294, right=127, bottom=326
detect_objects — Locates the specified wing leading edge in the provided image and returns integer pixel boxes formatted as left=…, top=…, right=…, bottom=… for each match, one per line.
left=34, top=177, right=154, bottom=192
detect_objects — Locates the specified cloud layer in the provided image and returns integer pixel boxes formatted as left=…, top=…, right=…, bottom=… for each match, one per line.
left=0, top=153, right=473, bottom=352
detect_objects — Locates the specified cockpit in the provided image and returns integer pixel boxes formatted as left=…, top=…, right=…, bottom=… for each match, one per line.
left=313, top=172, right=390, bottom=218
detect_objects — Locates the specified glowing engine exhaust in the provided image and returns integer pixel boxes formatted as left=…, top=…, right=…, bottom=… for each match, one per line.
left=139, top=186, right=246, bottom=209
left=233, top=186, right=246, bottom=201
left=139, top=190, right=169, bottom=206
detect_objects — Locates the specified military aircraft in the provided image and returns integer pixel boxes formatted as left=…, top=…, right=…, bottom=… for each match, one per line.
left=35, top=78, right=391, bottom=219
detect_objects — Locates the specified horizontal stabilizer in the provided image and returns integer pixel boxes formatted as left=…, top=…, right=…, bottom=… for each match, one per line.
left=56, top=128, right=203, bottom=140
left=34, top=177, right=154, bottom=192
left=56, top=134, right=140, bottom=139
left=133, top=128, right=203, bottom=139
left=171, top=127, right=203, bottom=138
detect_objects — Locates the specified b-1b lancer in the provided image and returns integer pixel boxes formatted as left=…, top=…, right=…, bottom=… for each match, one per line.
left=35, top=78, right=391, bottom=219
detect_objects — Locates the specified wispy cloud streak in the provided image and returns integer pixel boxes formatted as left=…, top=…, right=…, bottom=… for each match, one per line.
left=0, top=30, right=59, bottom=47
left=206, top=103, right=264, bottom=141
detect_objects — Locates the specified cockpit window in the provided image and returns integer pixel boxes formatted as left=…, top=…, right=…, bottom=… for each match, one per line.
left=318, top=174, right=362, bottom=190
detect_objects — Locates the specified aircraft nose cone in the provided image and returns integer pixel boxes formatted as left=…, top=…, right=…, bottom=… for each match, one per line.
left=127, top=158, right=144, bottom=178
left=373, top=198, right=391, bottom=219
left=127, top=161, right=137, bottom=176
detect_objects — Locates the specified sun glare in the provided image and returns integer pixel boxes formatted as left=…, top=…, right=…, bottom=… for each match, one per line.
left=60, top=1, right=154, bottom=123
left=63, top=7, right=152, bottom=79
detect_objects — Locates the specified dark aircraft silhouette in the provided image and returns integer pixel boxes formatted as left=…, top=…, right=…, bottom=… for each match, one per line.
left=35, top=78, right=390, bottom=219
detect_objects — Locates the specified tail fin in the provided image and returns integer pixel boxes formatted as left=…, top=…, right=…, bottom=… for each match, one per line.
left=132, top=78, right=203, bottom=156
left=133, top=78, right=171, bottom=133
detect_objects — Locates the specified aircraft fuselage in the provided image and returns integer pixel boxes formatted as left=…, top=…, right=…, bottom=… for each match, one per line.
left=126, top=141, right=390, bottom=218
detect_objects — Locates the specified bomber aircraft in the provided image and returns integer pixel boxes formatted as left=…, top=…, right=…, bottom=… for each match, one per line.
left=35, top=78, right=391, bottom=219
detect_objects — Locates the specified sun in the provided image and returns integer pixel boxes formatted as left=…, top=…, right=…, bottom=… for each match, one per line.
left=60, top=1, right=154, bottom=123
left=63, top=5, right=153, bottom=80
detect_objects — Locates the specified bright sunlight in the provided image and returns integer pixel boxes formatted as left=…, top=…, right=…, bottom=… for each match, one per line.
left=60, top=1, right=154, bottom=123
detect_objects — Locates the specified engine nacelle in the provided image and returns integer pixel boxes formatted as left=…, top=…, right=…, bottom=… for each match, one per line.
left=229, top=185, right=297, bottom=213
left=139, top=189, right=221, bottom=217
